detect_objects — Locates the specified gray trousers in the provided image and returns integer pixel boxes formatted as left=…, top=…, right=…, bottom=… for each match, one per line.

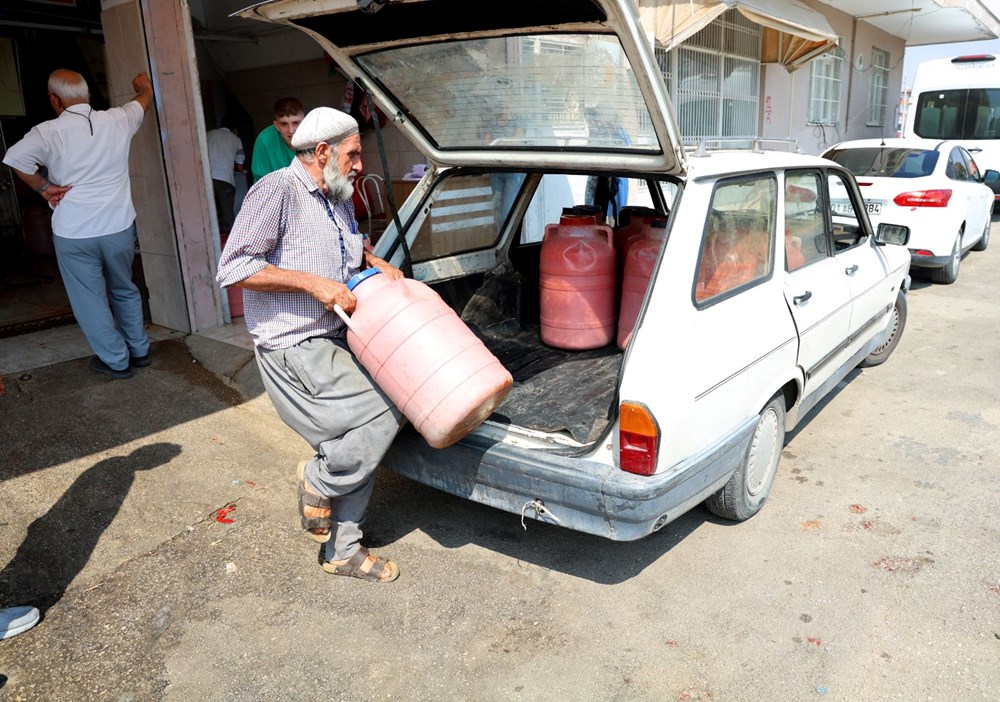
left=254, top=336, right=404, bottom=562
left=52, top=224, right=149, bottom=371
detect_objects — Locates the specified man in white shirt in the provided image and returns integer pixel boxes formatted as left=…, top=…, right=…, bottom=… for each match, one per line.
left=3, top=69, right=154, bottom=380
left=206, top=115, right=246, bottom=234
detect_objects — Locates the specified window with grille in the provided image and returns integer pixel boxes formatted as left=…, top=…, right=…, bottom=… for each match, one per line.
left=654, top=10, right=761, bottom=146
left=808, top=44, right=844, bottom=125
left=867, top=48, right=890, bottom=127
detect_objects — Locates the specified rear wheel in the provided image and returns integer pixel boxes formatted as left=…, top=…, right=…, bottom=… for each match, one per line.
left=929, top=229, right=962, bottom=284
left=972, top=216, right=990, bottom=252
left=859, top=292, right=907, bottom=368
left=706, top=395, right=785, bottom=521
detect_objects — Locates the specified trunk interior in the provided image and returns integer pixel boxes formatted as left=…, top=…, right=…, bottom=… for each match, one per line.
left=428, top=240, right=623, bottom=446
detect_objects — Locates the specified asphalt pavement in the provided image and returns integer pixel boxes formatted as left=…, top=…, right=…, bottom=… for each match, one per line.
left=0, top=229, right=998, bottom=701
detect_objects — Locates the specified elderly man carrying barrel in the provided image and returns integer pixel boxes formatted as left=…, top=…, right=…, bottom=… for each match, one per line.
left=216, top=107, right=404, bottom=583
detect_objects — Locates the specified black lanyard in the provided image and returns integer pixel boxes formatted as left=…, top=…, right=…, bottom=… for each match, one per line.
left=65, top=107, right=94, bottom=136
left=317, top=194, right=349, bottom=281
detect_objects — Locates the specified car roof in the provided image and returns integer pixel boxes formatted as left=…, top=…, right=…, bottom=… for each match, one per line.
left=823, top=137, right=955, bottom=153
left=237, top=0, right=687, bottom=175
left=685, top=149, right=841, bottom=180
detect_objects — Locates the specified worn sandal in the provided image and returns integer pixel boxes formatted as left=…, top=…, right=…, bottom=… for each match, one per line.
left=322, top=546, right=399, bottom=583
left=297, top=460, right=332, bottom=543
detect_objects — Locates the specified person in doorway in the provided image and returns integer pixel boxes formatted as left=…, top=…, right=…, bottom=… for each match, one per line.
left=216, top=107, right=405, bottom=583
left=3, top=69, right=154, bottom=380
left=250, top=97, right=304, bottom=182
left=206, top=114, right=246, bottom=235
left=0, top=605, right=40, bottom=640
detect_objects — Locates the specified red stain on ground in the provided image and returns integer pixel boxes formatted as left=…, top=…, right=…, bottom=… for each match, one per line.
left=872, top=556, right=933, bottom=574
left=862, top=520, right=874, bottom=530
left=986, top=581, right=1000, bottom=596
left=849, top=504, right=867, bottom=513
left=678, top=688, right=713, bottom=701
left=665, top=640, right=679, bottom=647
left=215, top=504, right=236, bottom=524
left=802, top=520, right=820, bottom=530
left=806, top=637, right=822, bottom=647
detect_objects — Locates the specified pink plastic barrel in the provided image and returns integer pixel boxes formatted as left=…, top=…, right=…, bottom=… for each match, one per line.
left=539, top=214, right=616, bottom=350
left=335, top=269, right=513, bottom=449
left=617, top=218, right=667, bottom=349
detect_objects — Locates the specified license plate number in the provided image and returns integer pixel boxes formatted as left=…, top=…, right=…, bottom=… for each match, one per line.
left=831, top=200, right=881, bottom=216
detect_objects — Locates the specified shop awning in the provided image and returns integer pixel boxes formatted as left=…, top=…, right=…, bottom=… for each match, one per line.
left=637, top=0, right=839, bottom=71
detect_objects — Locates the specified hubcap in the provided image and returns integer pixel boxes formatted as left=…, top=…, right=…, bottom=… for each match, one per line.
left=871, top=304, right=900, bottom=355
left=747, top=407, right=780, bottom=496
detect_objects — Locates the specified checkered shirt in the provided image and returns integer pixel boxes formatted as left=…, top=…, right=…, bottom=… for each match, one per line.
left=216, top=157, right=364, bottom=350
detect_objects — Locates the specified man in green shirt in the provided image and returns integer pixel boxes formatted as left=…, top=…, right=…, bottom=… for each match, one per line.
left=250, top=96, right=304, bottom=182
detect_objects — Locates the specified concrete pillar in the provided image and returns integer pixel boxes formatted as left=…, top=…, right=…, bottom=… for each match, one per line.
left=101, top=0, right=224, bottom=334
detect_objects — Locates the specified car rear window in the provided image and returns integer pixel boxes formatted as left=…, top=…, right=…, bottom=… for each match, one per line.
left=824, top=147, right=939, bottom=178
left=355, top=33, right=659, bottom=153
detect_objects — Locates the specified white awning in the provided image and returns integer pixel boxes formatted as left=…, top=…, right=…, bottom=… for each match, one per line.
left=637, top=0, right=839, bottom=71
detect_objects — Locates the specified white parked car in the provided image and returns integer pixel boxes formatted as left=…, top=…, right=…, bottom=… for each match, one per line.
left=822, top=137, right=995, bottom=284
left=240, top=0, right=912, bottom=540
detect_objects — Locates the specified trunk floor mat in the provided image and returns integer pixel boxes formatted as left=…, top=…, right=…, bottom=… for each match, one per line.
left=478, top=324, right=622, bottom=444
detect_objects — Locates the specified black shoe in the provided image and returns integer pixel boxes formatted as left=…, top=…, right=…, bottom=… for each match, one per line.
left=130, top=353, right=151, bottom=368
left=89, top=357, right=134, bottom=380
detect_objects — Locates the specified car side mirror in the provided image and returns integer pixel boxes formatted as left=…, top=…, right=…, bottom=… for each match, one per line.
left=984, top=169, right=1000, bottom=184
left=875, top=223, right=910, bottom=246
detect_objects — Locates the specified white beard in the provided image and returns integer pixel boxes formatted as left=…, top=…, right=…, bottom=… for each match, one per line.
left=324, top=160, right=355, bottom=203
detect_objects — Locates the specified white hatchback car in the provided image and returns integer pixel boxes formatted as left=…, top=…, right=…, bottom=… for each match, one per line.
left=240, top=0, right=912, bottom=540
left=822, top=138, right=996, bottom=284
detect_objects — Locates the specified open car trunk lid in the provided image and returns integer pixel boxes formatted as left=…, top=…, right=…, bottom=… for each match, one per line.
left=236, top=0, right=686, bottom=176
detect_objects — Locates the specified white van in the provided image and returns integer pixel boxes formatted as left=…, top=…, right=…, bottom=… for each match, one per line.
left=904, top=54, right=1000, bottom=205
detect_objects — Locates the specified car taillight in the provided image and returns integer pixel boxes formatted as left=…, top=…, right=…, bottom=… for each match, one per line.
left=893, top=189, right=952, bottom=207
left=619, top=401, right=659, bottom=476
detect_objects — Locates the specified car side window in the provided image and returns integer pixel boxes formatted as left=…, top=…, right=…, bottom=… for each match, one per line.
left=409, top=172, right=505, bottom=261
left=947, top=147, right=969, bottom=181
left=827, top=172, right=866, bottom=250
left=960, top=148, right=982, bottom=181
left=784, top=170, right=829, bottom=272
left=695, top=176, right=775, bottom=304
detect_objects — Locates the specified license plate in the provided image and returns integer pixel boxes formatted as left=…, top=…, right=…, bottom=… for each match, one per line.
left=831, top=200, right=854, bottom=216
left=831, top=200, right=881, bottom=216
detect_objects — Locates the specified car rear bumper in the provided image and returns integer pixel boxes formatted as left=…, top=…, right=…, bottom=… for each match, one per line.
left=381, top=417, right=758, bottom=541
left=908, top=251, right=952, bottom=268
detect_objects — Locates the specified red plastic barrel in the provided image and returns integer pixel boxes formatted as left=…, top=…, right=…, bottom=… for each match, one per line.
left=617, top=218, right=667, bottom=349
left=539, top=214, right=616, bottom=350
left=335, top=269, right=513, bottom=449
left=613, top=207, right=662, bottom=278
left=220, top=234, right=244, bottom=318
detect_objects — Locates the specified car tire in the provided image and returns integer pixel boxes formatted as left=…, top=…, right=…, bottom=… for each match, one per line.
left=972, top=217, right=990, bottom=252
left=929, top=229, right=962, bottom=284
left=859, top=291, right=908, bottom=368
left=705, top=394, right=785, bottom=522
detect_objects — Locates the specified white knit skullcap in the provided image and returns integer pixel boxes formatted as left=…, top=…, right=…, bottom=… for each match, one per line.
left=291, top=107, right=359, bottom=151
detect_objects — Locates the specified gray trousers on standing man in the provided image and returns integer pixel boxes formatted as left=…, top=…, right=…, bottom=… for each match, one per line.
left=255, top=335, right=404, bottom=563
left=52, top=223, right=149, bottom=372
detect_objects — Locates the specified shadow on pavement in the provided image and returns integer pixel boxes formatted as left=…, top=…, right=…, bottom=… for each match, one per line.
left=364, top=469, right=712, bottom=585
left=0, top=442, right=181, bottom=613
left=0, top=337, right=249, bottom=481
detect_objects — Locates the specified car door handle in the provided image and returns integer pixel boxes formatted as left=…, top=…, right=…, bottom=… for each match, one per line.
left=845, top=264, right=858, bottom=275
left=969, top=147, right=983, bottom=153
left=793, top=291, right=812, bottom=305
